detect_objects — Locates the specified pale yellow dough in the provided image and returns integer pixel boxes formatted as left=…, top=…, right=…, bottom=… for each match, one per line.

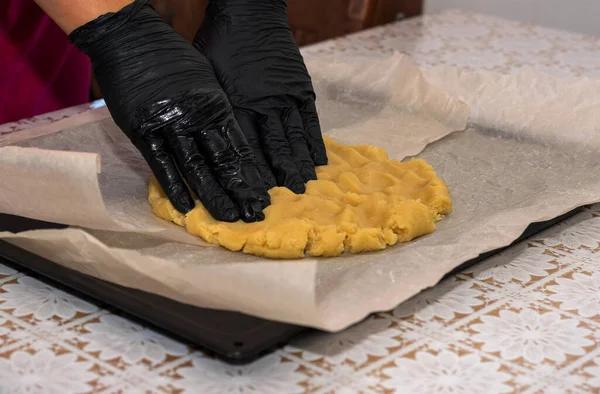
left=148, top=136, right=452, bottom=259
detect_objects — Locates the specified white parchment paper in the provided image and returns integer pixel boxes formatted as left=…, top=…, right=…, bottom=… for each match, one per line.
left=1, top=53, right=598, bottom=331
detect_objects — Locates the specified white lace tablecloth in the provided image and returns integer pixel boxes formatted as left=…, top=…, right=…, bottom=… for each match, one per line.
left=2, top=10, right=600, bottom=394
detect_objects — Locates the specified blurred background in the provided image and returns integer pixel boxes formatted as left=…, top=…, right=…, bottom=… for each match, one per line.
left=150, top=0, right=422, bottom=46
left=151, top=0, right=600, bottom=47
left=7, top=0, right=600, bottom=133
left=425, top=0, right=600, bottom=37
left=91, top=0, right=423, bottom=98
left=90, top=0, right=600, bottom=98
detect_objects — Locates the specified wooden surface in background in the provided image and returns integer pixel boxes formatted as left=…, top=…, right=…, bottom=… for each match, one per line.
left=289, top=0, right=423, bottom=46
left=152, top=0, right=424, bottom=46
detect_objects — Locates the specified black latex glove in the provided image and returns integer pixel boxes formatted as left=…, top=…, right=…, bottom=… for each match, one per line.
left=69, top=0, right=269, bottom=223
left=194, top=0, right=328, bottom=194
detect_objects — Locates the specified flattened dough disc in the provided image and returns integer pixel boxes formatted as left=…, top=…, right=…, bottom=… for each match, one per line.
left=148, top=136, right=452, bottom=259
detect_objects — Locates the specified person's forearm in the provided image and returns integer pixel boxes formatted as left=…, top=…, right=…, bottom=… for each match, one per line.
left=34, top=0, right=134, bottom=34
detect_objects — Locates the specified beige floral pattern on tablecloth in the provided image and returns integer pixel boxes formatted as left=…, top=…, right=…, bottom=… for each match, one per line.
left=2, top=10, right=600, bottom=393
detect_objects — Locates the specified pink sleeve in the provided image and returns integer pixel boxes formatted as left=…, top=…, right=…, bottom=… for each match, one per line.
left=0, top=0, right=92, bottom=124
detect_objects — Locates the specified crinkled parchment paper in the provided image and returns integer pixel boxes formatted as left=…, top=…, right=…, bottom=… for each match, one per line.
left=1, top=53, right=599, bottom=331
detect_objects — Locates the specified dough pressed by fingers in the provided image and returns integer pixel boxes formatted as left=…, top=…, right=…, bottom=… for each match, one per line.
left=148, top=136, right=452, bottom=259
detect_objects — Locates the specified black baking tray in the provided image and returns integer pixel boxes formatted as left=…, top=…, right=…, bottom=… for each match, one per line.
left=0, top=208, right=582, bottom=363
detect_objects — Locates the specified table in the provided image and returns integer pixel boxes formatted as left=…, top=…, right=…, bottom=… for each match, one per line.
left=2, top=10, right=600, bottom=393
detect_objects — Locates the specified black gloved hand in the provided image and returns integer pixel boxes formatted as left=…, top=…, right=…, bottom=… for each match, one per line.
left=194, top=0, right=328, bottom=194
left=69, top=0, right=269, bottom=223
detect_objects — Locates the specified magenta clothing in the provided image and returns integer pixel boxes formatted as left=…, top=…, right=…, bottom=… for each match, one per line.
left=0, top=0, right=92, bottom=124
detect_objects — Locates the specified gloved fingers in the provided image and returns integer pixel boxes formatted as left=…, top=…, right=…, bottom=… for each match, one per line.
left=282, top=107, right=317, bottom=183
left=300, top=99, right=328, bottom=166
left=135, top=134, right=195, bottom=214
left=258, top=111, right=306, bottom=194
left=165, top=131, right=240, bottom=222
left=221, top=116, right=271, bottom=209
left=233, top=109, right=277, bottom=191
left=194, top=124, right=266, bottom=223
